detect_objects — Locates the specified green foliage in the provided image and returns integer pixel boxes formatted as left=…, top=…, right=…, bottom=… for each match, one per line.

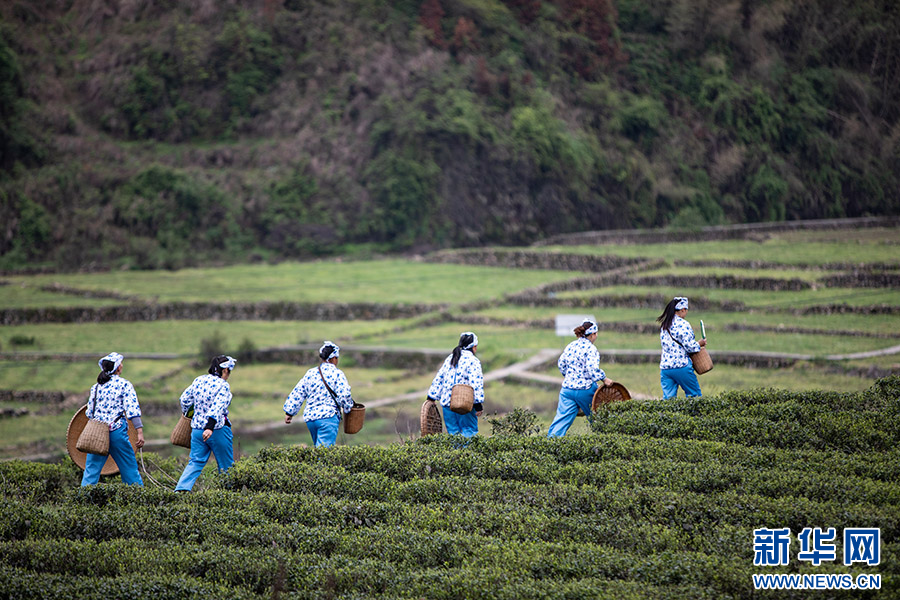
left=0, top=193, right=51, bottom=262
left=119, top=13, right=281, bottom=141
left=0, top=22, right=45, bottom=171
left=613, top=94, right=667, bottom=142
left=2, top=0, right=900, bottom=265
left=364, top=149, right=442, bottom=248
left=198, top=330, right=228, bottom=364
left=259, top=166, right=327, bottom=256
left=745, top=163, right=788, bottom=222
left=112, top=166, right=241, bottom=268
left=1, top=378, right=899, bottom=599
left=488, top=406, right=542, bottom=436
left=214, top=17, right=282, bottom=122
left=235, top=337, right=258, bottom=364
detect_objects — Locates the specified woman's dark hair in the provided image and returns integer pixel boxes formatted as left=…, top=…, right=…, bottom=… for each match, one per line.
left=319, top=344, right=337, bottom=361
left=451, top=333, right=475, bottom=367
left=97, top=359, right=115, bottom=385
left=573, top=321, right=594, bottom=338
left=656, top=299, right=679, bottom=332
left=208, top=354, right=229, bottom=377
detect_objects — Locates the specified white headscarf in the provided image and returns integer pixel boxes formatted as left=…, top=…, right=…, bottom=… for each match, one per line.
left=219, top=356, right=237, bottom=370
left=674, top=297, right=689, bottom=311
left=320, top=341, right=340, bottom=359
left=583, top=319, right=598, bottom=336
left=461, top=332, right=478, bottom=350
left=98, top=352, right=124, bottom=374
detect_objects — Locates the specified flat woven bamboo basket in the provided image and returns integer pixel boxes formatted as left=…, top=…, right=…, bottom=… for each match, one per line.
left=591, top=382, right=632, bottom=412
left=420, top=399, right=443, bottom=436
left=66, top=405, right=138, bottom=475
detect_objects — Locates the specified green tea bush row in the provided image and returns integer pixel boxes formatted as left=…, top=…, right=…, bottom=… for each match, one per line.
left=0, top=566, right=261, bottom=600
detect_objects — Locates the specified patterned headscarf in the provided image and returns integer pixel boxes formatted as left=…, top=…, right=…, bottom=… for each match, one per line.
left=219, top=356, right=237, bottom=370
left=461, top=332, right=478, bottom=350
left=320, top=341, right=340, bottom=359
left=98, top=352, right=124, bottom=373
left=674, top=297, right=689, bottom=311
left=583, top=319, right=598, bottom=336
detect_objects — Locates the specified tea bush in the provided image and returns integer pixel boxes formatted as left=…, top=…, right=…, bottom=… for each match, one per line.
left=0, top=380, right=897, bottom=598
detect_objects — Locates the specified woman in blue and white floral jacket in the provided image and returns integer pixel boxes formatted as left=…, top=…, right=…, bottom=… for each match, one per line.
left=283, top=341, right=354, bottom=447
left=427, top=332, right=484, bottom=437
left=174, top=354, right=237, bottom=491
left=548, top=319, right=615, bottom=438
left=81, top=352, right=145, bottom=486
left=657, top=297, right=706, bottom=399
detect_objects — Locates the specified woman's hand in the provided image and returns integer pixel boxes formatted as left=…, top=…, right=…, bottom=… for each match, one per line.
left=603, top=378, right=614, bottom=387
left=476, top=410, right=484, bottom=417
left=699, top=339, right=707, bottom=347
left=202, top=429, right=212, bottom=442
left=284, top=414, right=293, bottom=424
left=135, top=428, right=145, bottom=449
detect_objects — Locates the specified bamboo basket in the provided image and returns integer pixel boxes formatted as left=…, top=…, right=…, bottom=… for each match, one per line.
left=420, top=399, right=443, bottom=436
left=450, top=384, right=474, bottom=414
left=170, top=414, right=193, bottom=448
left=76, top=418, right=110, bottom=455
left=591, top=382, right=632, bottom=412
left=691, top=348, right=714, bottom=374
left=344, top=403, right=366, bottom=434
left=66, top=405, right=137, bottom=475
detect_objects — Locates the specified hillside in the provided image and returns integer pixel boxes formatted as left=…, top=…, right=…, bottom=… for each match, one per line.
left=1, top=0, right=899, bottom=270
left=1, top=381, right=898, bottom=598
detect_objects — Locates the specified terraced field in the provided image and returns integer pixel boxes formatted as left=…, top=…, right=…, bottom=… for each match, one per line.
left=1, top=222, right=898, bottom=462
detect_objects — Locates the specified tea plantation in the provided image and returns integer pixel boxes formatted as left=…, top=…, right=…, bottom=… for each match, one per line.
left=1, top=378, right=897, bottom=599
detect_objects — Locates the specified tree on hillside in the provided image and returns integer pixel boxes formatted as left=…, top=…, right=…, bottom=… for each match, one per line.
left=420, top=0, right=445, bottom=48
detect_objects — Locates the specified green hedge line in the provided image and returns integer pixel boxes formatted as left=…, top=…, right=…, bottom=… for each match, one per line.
left=0, top=379, right=897, bottom=599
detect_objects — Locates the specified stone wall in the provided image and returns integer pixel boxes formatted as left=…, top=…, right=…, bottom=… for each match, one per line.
left=426, top=249, right=646, bottom=271
left=535, top=216, right=900, bottom=247
left=0, top=301, right=440, bottom=326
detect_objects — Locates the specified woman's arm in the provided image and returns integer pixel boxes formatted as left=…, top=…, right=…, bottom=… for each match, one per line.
left=179, top=382, right=195, bottom=416
left=674, top=319, right=702, bottom=353
left=283, top=378, right=307, bottom=423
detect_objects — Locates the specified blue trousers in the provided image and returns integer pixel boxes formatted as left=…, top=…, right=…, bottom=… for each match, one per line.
left=81, top=424, right=143, bottom=486
left=442, top=406, right=478, bottom=437
left=307, top=416, right=340, bottom=447
left=661, top=365, right=702, bottom=399
left=548, top=384, right=597, bottom=438
left=175, top=427, right=234, bottom=491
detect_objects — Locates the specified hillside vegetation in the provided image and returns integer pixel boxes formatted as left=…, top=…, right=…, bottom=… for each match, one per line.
left=1, top=379, right=898, bottom=599
left=1, top=0, right=898, bottom=270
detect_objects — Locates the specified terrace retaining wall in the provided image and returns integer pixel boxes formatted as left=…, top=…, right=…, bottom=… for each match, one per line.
left=0, top=301, right=440, bottom=325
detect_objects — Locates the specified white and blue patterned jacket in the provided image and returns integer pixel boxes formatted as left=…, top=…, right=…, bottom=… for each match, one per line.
left=283, top=363, right=354, bottom=422
left=558, top=337, right=606, bottom=390
left=427, top=350, right=485, bottom=408
left=660, top=315, right=702, bottom=369
left=180, top=373, right=232, bottom=430
left=87, top=375, right=141, bottom=432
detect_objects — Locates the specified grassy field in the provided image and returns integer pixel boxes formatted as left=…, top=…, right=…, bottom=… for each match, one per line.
left=1, top=226, right=898, bottom=463
left=555, top=285, right=900, bottom=309
left=1, top=260, right=586, bottom=306
left=537, top=227, right=900, bottom=265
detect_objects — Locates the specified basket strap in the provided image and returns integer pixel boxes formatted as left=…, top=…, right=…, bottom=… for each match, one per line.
left=666, top=328, right=695, bottom=355
left=87, top=385, right=97, bottom=419
left=318, top=364, right=343, bottom=417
